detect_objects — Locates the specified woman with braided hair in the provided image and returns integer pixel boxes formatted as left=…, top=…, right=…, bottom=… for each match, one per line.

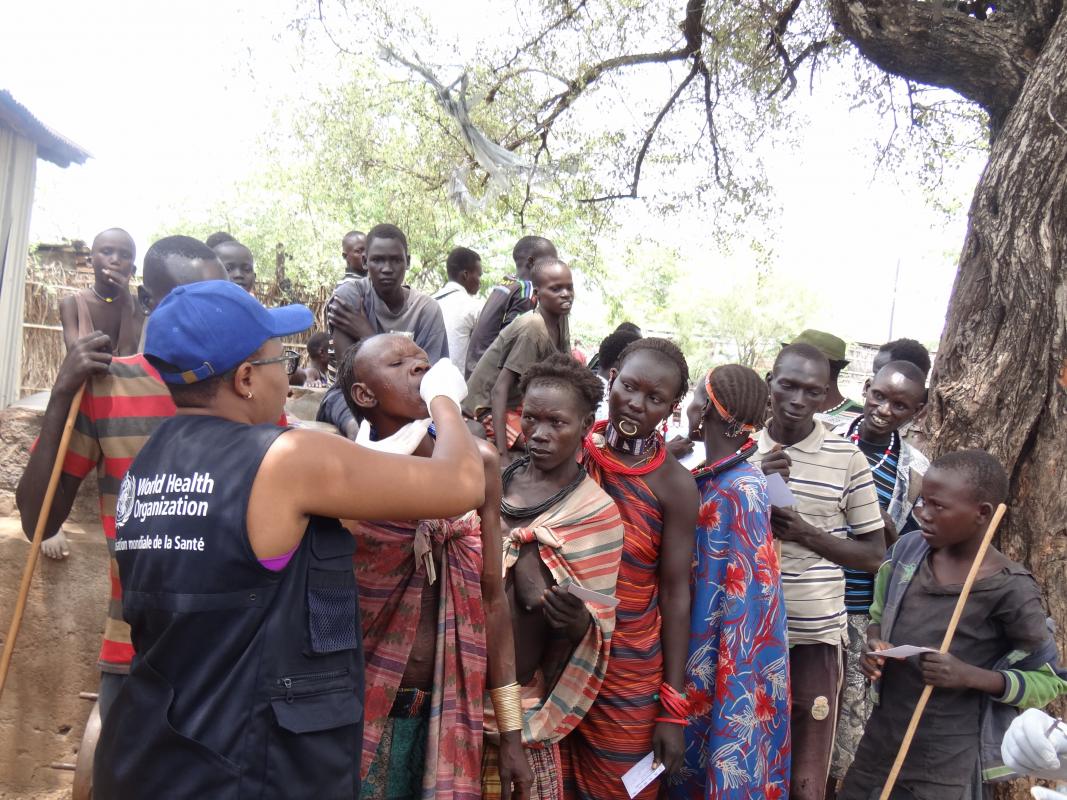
left=668, top=365, right=790, bottom=799
left=565, top=338, right=699, bottom=799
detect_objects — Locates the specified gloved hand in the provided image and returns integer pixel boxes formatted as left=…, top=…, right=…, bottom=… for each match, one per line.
left=1002, top=708, right=1067, bottom=781
left=419, top=359, right=467, bottom=412
left=1031, top=786, right=1067, bottom=799
left=355, top=418, right=432, bottom=455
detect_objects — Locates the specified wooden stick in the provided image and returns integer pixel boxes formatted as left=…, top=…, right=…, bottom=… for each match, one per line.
left=0, top=384, right=86, bottom=699
left=878, top=502, right=1008, bottom=800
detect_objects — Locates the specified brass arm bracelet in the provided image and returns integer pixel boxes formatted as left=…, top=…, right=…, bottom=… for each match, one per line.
left=489, top=681, right=524, bottom=733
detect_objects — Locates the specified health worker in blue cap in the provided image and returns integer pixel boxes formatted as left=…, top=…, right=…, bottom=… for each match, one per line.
left=93, top=280, right=483, bottom=800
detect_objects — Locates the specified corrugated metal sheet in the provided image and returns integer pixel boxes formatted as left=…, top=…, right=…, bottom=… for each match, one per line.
left=0, top=126, right=37, bottom=406
left=0, top=90, right=90, bottom=168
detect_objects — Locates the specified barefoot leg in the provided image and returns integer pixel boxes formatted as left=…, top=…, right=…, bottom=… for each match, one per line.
left=41, top=529, right=70, bottom=560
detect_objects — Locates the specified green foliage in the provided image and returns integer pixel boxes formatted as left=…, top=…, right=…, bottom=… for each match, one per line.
left=297, top=0, right=988, bottom=237
left=578, top=232, right=817, bottom=376
left=162, top=59, right=613, bottom=293
left=664, top=268, right=820, bottom=379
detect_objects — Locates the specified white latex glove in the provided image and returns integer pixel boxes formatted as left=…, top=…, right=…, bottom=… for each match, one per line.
left=1003, top=708, right=1067, bottom=781
left=1031, top=786, right=1067, bottom=799
left=355, top=418, right=432, bottom=455
left=419, top=359, right=467, bottom=413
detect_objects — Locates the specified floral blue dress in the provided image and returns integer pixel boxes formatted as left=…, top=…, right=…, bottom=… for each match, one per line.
left=668, top=460, right=791, bottom=799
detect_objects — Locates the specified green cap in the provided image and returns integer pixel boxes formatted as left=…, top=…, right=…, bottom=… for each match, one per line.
left=785, top=329, right=850, bottom=364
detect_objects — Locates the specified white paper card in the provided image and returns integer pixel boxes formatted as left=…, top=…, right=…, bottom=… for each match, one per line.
left=622, top=752, right=665, bottom=798
left=678, top=442, right=706, bottom=470
left=867, top=645, right=940, bottom=659
left=765, top=472, right=797, bottom=508
left=566, top=581, right=621, bottom=609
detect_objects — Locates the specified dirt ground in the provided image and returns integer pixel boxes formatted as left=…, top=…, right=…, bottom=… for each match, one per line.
left=0, top=518, right=108, bottom=798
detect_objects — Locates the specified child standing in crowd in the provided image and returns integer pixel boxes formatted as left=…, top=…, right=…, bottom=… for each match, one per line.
left=464, top=257, right=575, bottom=459
left=828, top=360, right=930, bottom=794
left=212, top=237, right=257, bottom=293
left=59, top=228, right=143, bottom=357
left=295, top=331, right=330, bottom=387
left=50, top=228, right=144, bottom=560
left=840, top=450, right=1067, bottom=799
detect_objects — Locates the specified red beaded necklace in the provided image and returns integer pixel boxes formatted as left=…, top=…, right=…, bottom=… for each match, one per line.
left=584, top=420, right=667, bottom=476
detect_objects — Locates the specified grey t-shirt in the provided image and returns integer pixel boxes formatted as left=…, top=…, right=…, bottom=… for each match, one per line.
left=330, top=278, right=449, bottom=363
left=315, top=384, right=356, bottom=439
left=463, top=311, right=569, bottom=417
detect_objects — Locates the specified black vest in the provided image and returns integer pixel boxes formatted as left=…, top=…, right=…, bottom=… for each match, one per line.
left=94, top=415, right=363, bottom=799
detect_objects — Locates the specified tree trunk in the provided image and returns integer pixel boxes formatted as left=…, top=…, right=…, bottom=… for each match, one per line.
left=920, top=10, right=1067, bottom=798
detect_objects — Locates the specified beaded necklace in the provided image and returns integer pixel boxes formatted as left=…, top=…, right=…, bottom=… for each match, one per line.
left=604, top=421, right=659, bottom=457
left=691, top=438, right=757, bottom=479
left=584, top=420, right=666, bottom=476
left=91, top=286, right=116, bottom=304
left=819, top=398, right=853, bottom=416
left=847, top=417, right=897, bottom=473
left=500, top=455, right=587, bottom=519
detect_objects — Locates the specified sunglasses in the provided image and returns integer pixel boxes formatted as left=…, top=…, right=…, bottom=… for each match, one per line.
left=248, top=349, right=300, bottom=376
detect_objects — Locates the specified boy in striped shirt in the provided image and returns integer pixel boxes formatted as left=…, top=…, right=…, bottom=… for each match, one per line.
left=751, top=343, right=885, bottom=800
left=829, top=360, right=930, bottom=793
left=16, top=236, right=227, bottom=722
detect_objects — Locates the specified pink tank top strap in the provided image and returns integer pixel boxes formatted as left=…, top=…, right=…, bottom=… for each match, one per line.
left=258, top=545, right=298, bottom=572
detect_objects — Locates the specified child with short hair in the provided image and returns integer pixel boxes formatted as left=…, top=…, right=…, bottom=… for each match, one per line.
left=51, top=228, right=143, bottom=560
left=59, top=228, right=143, bottom=357
left=298, top=331, right=331, bottom=387
left=840, top=449, right=1067, bottom=800
left=213, top=238, right=256, bottom=294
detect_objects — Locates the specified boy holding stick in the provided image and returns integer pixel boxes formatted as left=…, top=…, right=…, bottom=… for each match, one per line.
left=840, top=450, right=1067, bottom=799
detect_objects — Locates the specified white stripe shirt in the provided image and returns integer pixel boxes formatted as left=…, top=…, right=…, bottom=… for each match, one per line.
left=750, top=421, right=882, bottom=646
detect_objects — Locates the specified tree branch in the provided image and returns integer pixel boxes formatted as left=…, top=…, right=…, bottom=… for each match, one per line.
left=768, top=38, right=829, bottom=99
left=484, top=67, right=570, bottom=105
left=527, top=49, right=693, bottom=141
left=698, top=61, right=723, bottom=184
left=828, top=0, right=1043, bottom=134
left=495, top=0, right=590, bottom=75
left=579, top=61, right=702, bottom=201
left=506, top=0, right=708, bottom=149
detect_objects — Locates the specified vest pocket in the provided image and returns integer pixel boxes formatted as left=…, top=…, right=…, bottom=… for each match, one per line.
left=307, top=567, right=359, bottom=653
left=271, top=685, right=362, bottom=732
left=266, top=685, right=362, bottom=798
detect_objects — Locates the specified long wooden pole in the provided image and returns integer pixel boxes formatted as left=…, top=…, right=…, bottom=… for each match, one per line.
left=878, top=502, right=1008, bottom=800
left=0, top=384, right=86, bottom=699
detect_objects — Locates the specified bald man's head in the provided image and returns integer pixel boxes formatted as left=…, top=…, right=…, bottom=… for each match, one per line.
left=340, top=334, right=431, bottom=429
left=512, top=235, right=556, bottom=279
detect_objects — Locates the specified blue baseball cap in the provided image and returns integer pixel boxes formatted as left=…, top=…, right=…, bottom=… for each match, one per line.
left=145, top=280, right=313, bottom=384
